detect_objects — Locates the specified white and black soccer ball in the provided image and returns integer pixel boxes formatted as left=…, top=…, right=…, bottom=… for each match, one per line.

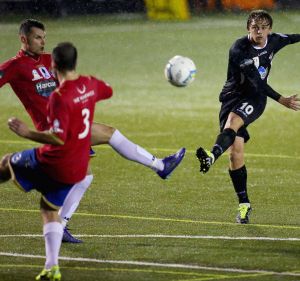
left=164, top=55, right=196, bottom=87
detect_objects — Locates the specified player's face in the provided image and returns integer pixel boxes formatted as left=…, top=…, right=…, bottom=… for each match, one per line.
left=248, top=19, right=272, bottom=47
left=21, top=27, right=46, bottom=56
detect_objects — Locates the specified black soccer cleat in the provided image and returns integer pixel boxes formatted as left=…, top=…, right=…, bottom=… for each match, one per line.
left=196, top=147, right=214, bottom=173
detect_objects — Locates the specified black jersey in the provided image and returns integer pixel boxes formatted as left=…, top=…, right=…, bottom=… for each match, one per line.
left=219, top=33, right=300, bottom=103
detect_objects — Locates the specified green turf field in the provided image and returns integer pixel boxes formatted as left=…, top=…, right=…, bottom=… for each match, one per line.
left=0, top=11, right=299, bottom=281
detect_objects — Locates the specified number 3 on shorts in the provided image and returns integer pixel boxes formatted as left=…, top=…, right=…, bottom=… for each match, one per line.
left=239, top=102, right=254, bottom=115
left=78, top=108, right=90, bottom=139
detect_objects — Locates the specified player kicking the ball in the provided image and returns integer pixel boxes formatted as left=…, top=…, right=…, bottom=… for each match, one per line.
left=0, top=19, right=185, bottom=243
left=0, top=42, right=111, bottom=281
left=196, top=10, right=300, bottom=224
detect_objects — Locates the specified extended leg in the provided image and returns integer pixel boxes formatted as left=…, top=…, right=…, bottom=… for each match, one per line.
left=91, top=123, right=185, bottom=179
left=196, top=112, right=244, bottom=173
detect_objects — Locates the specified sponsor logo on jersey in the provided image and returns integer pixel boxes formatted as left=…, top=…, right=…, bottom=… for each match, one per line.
left=32, top=69, right=43, bottom=81
left=258, top=50, right=267, bottom=57
left=35, top=80, right=57, bottom=97
left=73, top=90, right=95, bottom=104
left=77, top=84, right=86, bottom=94
left=258, top=66, right=268, bottom=80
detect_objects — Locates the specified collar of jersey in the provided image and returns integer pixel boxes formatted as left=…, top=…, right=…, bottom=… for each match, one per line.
left=248, top=34, right=268, bottom=50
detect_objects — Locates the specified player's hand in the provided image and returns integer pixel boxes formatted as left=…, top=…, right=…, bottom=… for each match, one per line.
left=8, top=117, right=30, bottom=138
left=278, top=94, right=300, bottom=111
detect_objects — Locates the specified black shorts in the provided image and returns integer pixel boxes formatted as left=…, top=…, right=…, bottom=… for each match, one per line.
left=219, top=95, right=267, bottom=143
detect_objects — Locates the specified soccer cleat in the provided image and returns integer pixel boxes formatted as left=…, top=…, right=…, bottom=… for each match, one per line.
left=236, top=203, right=252, bottom=224
left=62, top=226, right=82, bottom=243
left=196, top=147, right=215, bottom=173
left=36, top=265, right=61, bottom=281
left=157, top=148, right=186, bottom=179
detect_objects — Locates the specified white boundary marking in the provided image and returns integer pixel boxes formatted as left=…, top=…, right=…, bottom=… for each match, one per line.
left=0, top=234, right=299, bottom=241
left=0, top=251, right=299, bottom=277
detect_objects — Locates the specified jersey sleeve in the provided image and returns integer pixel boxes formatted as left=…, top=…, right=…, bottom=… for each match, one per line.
left=94, top=77, right=113, bottom=101
left=47, top=90, right=69, bottom=142
left=0, top=59, right=15, bottom=88
left=272, top=33, right=300, bottom=53
left=232, top=49, right=281, bottom=101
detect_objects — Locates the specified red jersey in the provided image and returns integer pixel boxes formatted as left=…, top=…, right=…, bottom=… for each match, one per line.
left=0, top=50, right=57, bottom=131
left=36, top=75, right=113, bottom=184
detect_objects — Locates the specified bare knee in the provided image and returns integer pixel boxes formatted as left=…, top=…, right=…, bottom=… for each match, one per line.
left=91, top=123, right=116, bottom=145
left=40, top=198, right=60, bottom=224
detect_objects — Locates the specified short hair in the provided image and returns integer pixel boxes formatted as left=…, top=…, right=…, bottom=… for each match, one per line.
left=52, top=42, right=77, bottom=72
left=247, top=10, right=273, bottom=29
left=19, top=19, right=45, bottom=36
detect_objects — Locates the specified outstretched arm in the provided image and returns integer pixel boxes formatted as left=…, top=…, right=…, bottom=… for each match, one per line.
left=278, top=94, right=300, bottom=111
left=8, top=117, right=64, bottom=145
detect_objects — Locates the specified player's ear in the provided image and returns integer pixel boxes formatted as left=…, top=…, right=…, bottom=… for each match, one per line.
left=20, top=34, right=28, bottom=45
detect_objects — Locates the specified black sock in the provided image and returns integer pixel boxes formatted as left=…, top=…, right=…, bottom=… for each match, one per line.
left=229, top=165, right=250, bottom=204
left=211, top=128, right=236, bottom=160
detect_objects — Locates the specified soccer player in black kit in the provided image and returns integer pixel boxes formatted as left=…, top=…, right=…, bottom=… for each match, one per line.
left=196, top=10, right=300, bottom=224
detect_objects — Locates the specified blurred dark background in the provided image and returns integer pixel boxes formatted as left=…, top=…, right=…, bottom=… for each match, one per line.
left=0, top=0, right=299, bottom=17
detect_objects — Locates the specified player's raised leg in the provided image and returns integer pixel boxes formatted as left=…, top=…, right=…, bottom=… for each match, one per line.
left=60, top=128, right=186, bottom=243
left=91, top=123, right=186, bottom=179
left=196, top=112, right=243, bottom=173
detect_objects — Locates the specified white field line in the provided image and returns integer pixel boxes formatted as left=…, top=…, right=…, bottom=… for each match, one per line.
left=0, top=251, right=299, bottom=277
left=0, top=234, right=299, bottom=241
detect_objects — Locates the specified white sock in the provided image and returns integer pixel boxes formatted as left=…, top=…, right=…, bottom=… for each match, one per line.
left=58, top=175, right=93, bottom=227
left=44, top=222, right=63, bottom=269
left=108, top=130, right=164, bottom=171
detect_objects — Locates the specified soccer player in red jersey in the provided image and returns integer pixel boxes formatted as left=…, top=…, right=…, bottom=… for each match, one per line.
left=0, top=19, right=185, bottom=243
left=0, top=42, right=111, bottom=280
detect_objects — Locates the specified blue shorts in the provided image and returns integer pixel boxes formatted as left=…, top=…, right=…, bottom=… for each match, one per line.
left=8, top=148, right=74, bottom=210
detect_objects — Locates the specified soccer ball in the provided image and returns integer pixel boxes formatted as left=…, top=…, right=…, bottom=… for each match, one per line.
left=164, top=55, right=196, bottom=87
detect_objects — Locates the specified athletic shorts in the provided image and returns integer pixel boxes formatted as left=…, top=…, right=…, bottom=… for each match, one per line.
left=8, top=148, right=74, bottom=210
left=219, top=95, right=267, bottom=143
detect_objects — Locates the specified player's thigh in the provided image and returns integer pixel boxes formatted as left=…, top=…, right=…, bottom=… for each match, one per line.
left=232, top=97, right=267, bottom=126
left=224, top=112, right=244, bottom=131
left=91, top=122, right=116, bottom=145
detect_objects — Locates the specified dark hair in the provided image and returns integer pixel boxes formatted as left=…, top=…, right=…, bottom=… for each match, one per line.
left=247, top=10, right=273, bottom=29
left=19, top=19, right=45, bottom=36
left=52, top=42, right=77, bottom=72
